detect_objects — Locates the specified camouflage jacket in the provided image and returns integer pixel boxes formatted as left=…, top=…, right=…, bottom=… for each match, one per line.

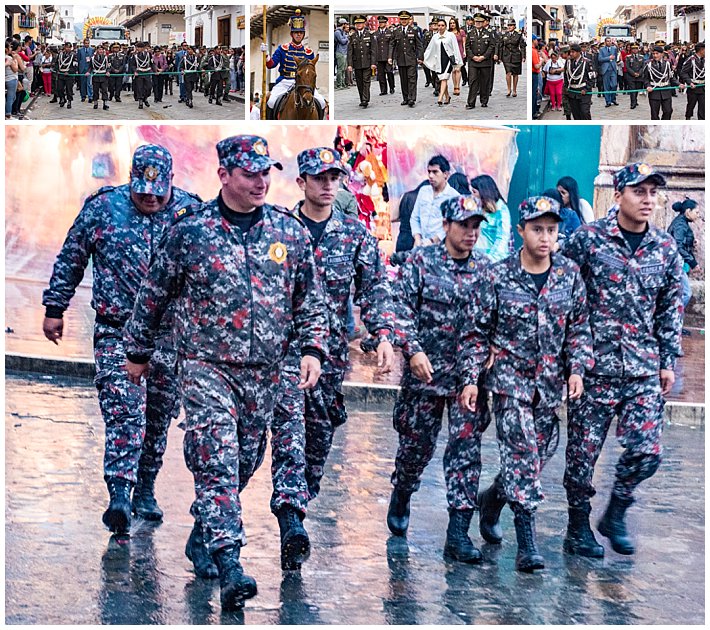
left=393, top=242, right=491, bottom=396
left=123, top=198, right=328, bottom=367
left=560, top=207, right=683, bottom=376
left=287, top=204, right=394, bottom=375
left=459, top=252, right=594, bottom=406
left=42, top=184, right=201, bottom=331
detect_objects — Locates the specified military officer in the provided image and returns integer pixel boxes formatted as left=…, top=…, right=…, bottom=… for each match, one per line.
left=644, top=45, right=679, bottom=120
left=679, top=41, right=704, bottom=120
left=42, top=145, right=202, bottom=537
left=422, top=17, right=438, bottom=90
left=387, top=195, right=492, bottom=564
left=465, top=12, right=495, bottom=109
left=564, top=43, right=595, bottom=120
left=54, top=40, right=77, bottom=109
left=459, top=196, right=593, bottom=573
left=388, top=10, right=423, bottom=107
left=90, top=44, right=110, bottom=110
left=561, top=163, right=683, bottom=558
left=107, top=42, right=126, bottom=102
left=501, top=18, right=525, bottom=98
left=207, top=46, right=225, bottom=106
left=129, top=41, right=153, bottom=109
left=624, top=42, right=645, bottom=109
left=181, top=45, right=200, bottom=108
left=373, top=15, right=396, bottom=95
left=483, top=13, right=500, bottom=97
left=270, top=147, right=395, bottom=571
left=123, top=135, right=328, bottom=611
left=347, top=15, right=376, bottom=108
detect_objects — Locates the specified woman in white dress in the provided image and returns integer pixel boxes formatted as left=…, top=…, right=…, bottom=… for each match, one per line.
left=423, top=18, right=463, bottom=106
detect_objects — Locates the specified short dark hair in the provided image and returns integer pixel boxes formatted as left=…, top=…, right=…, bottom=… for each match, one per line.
left=428, top=154, right=451, bottom=173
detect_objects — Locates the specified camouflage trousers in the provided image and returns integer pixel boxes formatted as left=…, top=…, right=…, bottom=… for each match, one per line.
left=180, top=359, right=278, bottom=554
left=93, top=322, right=179, bottom=483
left=391, top=388, right=491, bottom=510
left=492, top=392, right=560, bottom=512
left=271, top=368, right=347, bottom=515
left=564, top=375, right=664, bottom=507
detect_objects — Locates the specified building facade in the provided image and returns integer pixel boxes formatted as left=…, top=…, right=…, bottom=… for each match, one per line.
left=108, top=5, right=186, bottom=46
left=184, top=5, right=245, bottom=48
left=667, top=5, right=705, bottom=44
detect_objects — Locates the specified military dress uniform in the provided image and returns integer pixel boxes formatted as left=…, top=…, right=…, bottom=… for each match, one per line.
left=679, top=49, right=705, bottom=120
left=207, top=49, right=225, bottom=104
left=388, top=197, right=492, bottom=564
left=644, top=51, right=676, bottom=120
left=90, top=48, right=110, bottom=108
left=501, top=27, right=525, bottom=76
left=488, top=24, right=501, bottom=96
left=129, top=46, right=153, bottom=107
left=422, top=21, right=437, bottom=88
left=624, top=48, right=645, bottom=109
left=564, top=47, right=595, bottom=120
left=561, top=164, right=683, bottom=556
left=270, top=148, right=395, bottom=569
left=43, top=145, right=201, bottom=530
left=347, top=17, right=375, bottom=107
left=373, top=17, right=396, bottom=94
left=388, top=11, right=423, bottom=106
left=108, top=48, right=126, bottom=101
left=465, top=21, right=496, bottom=108
left=181, top=52, right=200, bottom=107
left=459, top=197, right=593, bottom=572
left=54, top=47, right=77, bottom=107
left=123, top=136, right=328, bottom=611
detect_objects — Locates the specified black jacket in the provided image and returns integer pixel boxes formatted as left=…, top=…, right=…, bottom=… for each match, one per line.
left=668, top=214, right=697, bottom=269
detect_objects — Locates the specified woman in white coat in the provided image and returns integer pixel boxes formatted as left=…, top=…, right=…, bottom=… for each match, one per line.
left=424, top=18, right=463, bottom=106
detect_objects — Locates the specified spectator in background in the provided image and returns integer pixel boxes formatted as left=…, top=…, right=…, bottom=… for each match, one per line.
left=557, top=175, right=594, bottom=224
left=449, top=17, right=466, bottom=93
left=410, top=154, right=459, bottom=246
left=542, top=187, right=580, bottom=241
left=470, top=174, right=512, bottom=262
left=543, top=50, right=564, bottom=111
left=531, top=35, right=542, bottom=118
left=334, top=19, right=349, bottom=89
left=77, top=37, right=94, bottom=102
left=448, top=172, right=471, bottom=195
left=668, top=197, right=700, bottom=323
left=392, top=180, right=428, bottom=261
left=40, top=45, right=53, bottom=97
left=5, top=40, right=20, bottom=119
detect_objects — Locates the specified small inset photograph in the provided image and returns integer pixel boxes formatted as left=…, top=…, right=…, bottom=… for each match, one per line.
left=5, top=5, right=246, bottom=121
left=250, top=5, right=330, bottom=120
left=332, top=6, right=527, bottom=121
left=532, top=4, right=705, bottom=121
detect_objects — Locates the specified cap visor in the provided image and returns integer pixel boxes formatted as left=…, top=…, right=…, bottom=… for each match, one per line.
left=242, top=156, right=284, bottom=172
left=130, top=177, right=170, bottom=196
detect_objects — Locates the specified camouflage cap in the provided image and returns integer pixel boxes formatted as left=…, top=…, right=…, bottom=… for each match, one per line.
left=614, top=162, right=666, bottom=191
left=130, top=144, right=173, bottom=196
left=216, top=135, right=283, bottom=173
left=297, top=147, right=346, bottom=176
left=440, top=195, right=487, bottom=223
left=518, top=195, right=562, bottom=223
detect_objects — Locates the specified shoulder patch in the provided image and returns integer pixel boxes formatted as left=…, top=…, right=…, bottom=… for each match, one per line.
left=172, top=202, right=205, bottom=224
left=304, top=47, right=313, bottom=55
left=281, top=43, right=290, bottom=50
left=84, top=185, right=116, bottom=204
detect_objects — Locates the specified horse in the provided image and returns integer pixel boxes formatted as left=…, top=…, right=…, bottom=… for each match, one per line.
left=276, top=55, right=324, bottom=120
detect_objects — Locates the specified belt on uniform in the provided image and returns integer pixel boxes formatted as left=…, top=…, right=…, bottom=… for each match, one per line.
left=282, top=72, right=295, bottom=78
left=95, top=314, right=126, bottom=329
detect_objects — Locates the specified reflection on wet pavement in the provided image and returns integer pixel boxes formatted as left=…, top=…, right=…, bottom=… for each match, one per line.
left=5, top=279, right=706, bottom=403
left=5, top=373, right=705, bottom=624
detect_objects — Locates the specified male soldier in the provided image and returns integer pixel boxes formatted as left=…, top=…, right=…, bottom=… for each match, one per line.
left=624, top=42, right=645, bottom=110
left=207, top=47, right=225, bottom=106
left=263, top=9, right=326, bottom=118
left=347, top=15, right=376, bottom=108
left=130, top=41, right=153, bottom=109
left=561, top=163, right=683, bottom=558
left=679, top=41, right=704, bottom=120
left=270, top=147, right=395, bottom=570
left=459, top=196, right=593, bottom=573
left=181, top=45, right=200, bottom=108
left=465, top=12, right=495, bottom=109
left=564, top=43, right=595, bottom=120
left=54, top=41, right=77, bottom=109
left=42, top=145, right=202, bottom=537
left=220, top=46, right=232, bottom=102
left=108, top=43, right=126, bottom=102
left=388, top=10, right=423, bottom=108
left=90, top=44, right=110, bottom=110
left=373, top=15, right=396, bottom=95
left=387, top=195, right=491, bottom=564
left=123, top=135, right=327, bottom=611
left=422, top=17, right=438, bottom=90
left=644, top=45, right=679, bottom=120
left=501, top=18, right=525, bottom=98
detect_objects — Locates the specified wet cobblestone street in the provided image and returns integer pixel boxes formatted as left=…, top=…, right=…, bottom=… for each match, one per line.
left=5, top=373, right=704, bottom=625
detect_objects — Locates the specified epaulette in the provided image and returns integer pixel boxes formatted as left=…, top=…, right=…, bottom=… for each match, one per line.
left=172, top=201, right=205, bottom=224
left=281, top=43, right=290, bottom=50
left=272, top=204, right=306, bottom=227
left=84, top=185, right=116, bottom=204
left=304, top=47, right=314, bottom=55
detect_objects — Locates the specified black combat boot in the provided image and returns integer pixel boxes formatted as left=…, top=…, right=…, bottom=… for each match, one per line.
left=131, top=470, right=163, bottom=521
left=276, top=504, right=310, bottom=571
left=386, top=486, right=412, bottom=536
left=512, top=506, right=544, bottom=572
left=143, top=99, right=150, bottom=107
left=597, top=494, right=635, bottom=555
left=103, top=101, right=109, bottom=110
left=102, top=477, right=132, bottom=534
left=66, top=101, right=71, bottom=109
left=479, top=475, right=507, bottom=544
left=185, top=521, right=218, bottom=578
left=563, top=503, right=604, bottom=557
left=213, top=546, right=258, bottom=611
left=49, top=96, right=58, bottom=103
left=139, top=101, right=143, bottom=109
left=93, top=100, right=98, bottom=109
left=444, top=509, right=482, bottom=563
left=216, top=97, right=223, bottom=106
left=115, top=96, right=122, bottom=103
left=59, top=99, right=65, bottom=107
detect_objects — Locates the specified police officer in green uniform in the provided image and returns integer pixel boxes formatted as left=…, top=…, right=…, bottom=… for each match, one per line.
left=348, top=15, right=376, bottom=108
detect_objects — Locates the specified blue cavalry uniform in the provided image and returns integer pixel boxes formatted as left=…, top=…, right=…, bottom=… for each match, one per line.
left=42, top=144, right=201, bottom=533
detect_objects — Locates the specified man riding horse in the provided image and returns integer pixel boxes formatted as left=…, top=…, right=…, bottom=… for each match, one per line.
left=262, top=9, right=326, bottom=119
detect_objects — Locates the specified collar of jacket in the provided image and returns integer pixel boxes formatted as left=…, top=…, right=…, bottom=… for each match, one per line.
left=605, top=204, right=658, bottom=253
left=293, top=202, right=348, bottom=235
left=508, top=249, right=568, bottom=297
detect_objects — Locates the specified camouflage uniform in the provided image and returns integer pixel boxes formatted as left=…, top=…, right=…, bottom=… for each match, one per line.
left=560, top=164, right=683, bottom=508
left=391, top=196, right=491, bottom=511
left=459, top=197, right=593, bottom=512
left=42, top=144, right=201, bottom=485
left=123, top=136, right=328, bottom=555
left=271, top=147, right=395, bottom=516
